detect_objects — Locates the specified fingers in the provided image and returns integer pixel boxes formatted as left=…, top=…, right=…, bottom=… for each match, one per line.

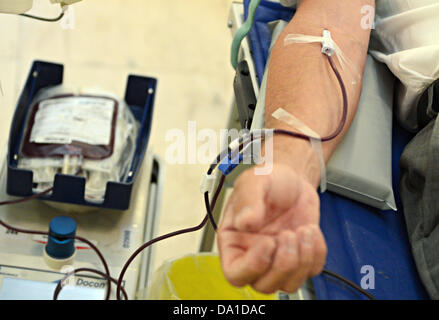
left=251, top=230, right=299, bottom=294
left=280, top=225, right=325, bottom=293
left=309, top=225, right=327, bottom=277
left=233, top=206, right=264, bottom=232
left=219, top=230, right=276, bottom=287
left=248, top=225, right=327, bottom=294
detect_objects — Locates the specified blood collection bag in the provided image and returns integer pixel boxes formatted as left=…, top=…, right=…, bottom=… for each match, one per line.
left=17, top=85, right=139, bottom=203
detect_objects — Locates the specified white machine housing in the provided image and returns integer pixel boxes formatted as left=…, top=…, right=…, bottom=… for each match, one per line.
left=0, top=0, right=81, bottom=14
left=0, top=146, right=164, bottom=300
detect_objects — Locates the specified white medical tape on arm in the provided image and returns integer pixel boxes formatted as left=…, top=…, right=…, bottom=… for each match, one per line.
left=271, top=108, right=327, bottom=192
left=284, top=30, right=360, bottom=85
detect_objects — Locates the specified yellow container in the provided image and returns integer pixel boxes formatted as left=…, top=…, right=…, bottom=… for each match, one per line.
left=147, top=253, right=277, bottom=300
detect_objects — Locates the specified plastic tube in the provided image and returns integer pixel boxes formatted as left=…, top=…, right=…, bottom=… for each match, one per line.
left=230, top=0, right=261, bottom=69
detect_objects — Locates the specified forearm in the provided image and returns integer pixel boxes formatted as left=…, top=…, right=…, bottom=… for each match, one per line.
left=265, top=0, right=374, bottom=187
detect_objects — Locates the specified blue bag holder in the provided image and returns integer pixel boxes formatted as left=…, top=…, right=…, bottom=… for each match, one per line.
left=6, top=60, right=157, bottom=211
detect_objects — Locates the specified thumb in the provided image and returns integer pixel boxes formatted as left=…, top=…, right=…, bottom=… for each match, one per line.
left=231, top=169, right=271, bottom=232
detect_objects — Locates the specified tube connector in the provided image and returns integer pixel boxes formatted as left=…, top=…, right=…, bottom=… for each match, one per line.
left=200, top=173, right=216, bottom=194
left=218, top=153, right=244, bottom=176
left=321, top=30, right=335, bottom=56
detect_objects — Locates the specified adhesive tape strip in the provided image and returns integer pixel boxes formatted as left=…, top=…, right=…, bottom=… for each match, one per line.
left=272, top=107, right=327, bottom=192
left=310, top=138, right=327, bottom=193
left=272, top=108, right=320, bottom=139
left=283, top=32, right=360, bottom=85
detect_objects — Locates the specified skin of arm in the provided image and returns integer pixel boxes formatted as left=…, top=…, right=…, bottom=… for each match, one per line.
left=266, top=0, right=374, bottom=186
left=217, top=0, right=374, bottom=294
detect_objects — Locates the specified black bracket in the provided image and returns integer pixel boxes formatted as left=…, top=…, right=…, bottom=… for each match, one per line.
left=233, top=60, right=257, bottom=130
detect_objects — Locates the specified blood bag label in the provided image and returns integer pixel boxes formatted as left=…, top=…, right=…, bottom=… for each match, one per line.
left=30, top=97, right=115, bottom=146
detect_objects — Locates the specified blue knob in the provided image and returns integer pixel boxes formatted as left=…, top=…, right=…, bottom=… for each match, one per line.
left=46, top=216, right=77, bottom=259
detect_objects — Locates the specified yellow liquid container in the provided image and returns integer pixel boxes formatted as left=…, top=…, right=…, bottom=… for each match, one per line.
left=148, top=253, right=277, bottom=300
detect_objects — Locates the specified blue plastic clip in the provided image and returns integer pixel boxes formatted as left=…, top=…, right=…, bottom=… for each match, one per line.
left=218, top=153, right=244, bottom=176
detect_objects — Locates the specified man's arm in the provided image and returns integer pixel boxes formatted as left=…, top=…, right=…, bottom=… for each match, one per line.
left=266, top=0, right=374, bottom=188
left=217, top=0, right=374, bottom=294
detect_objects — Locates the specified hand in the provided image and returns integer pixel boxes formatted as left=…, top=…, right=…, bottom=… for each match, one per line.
left=217, top=163, right=327, bottom=294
